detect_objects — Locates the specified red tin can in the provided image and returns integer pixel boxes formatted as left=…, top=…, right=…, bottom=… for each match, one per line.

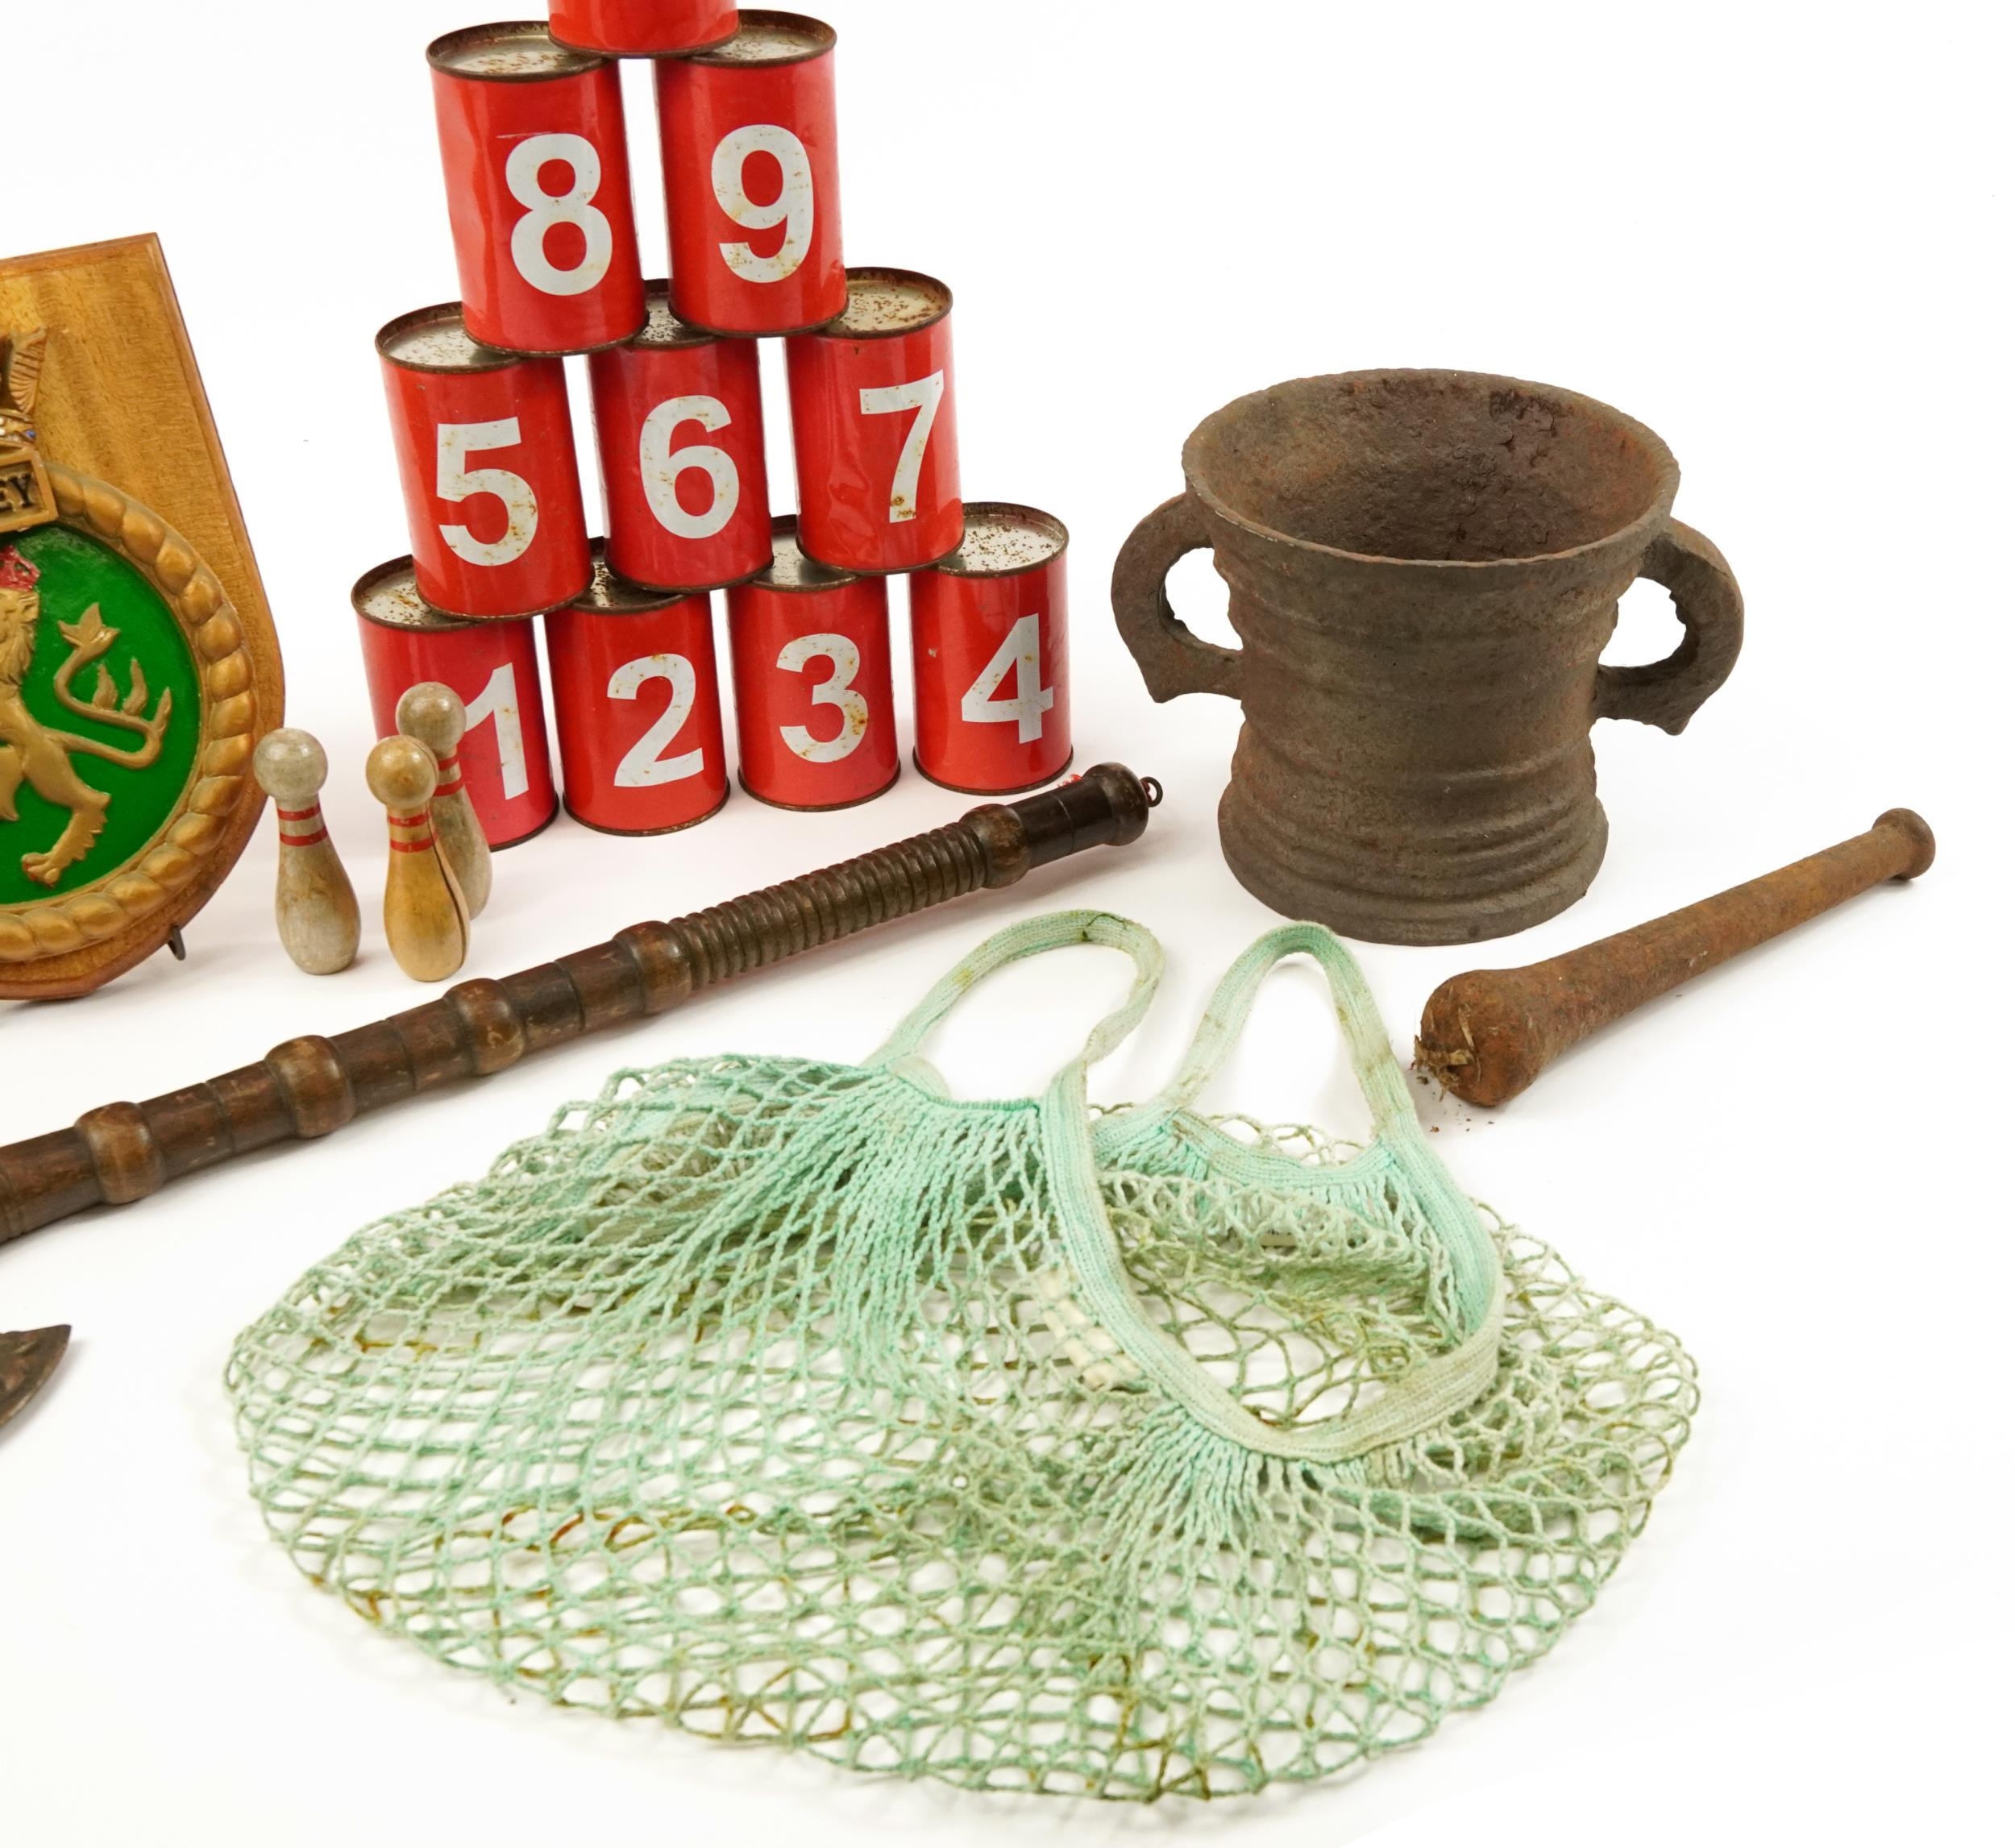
left=910, top=504, right=1073, bottom=795
left=654, top=13, right=847, bottom=337
left=379, top=303, right=594, bottom=621
left=586, top=284, right=772, bottom=595
left=354, top=558, right=559, bottom=849
left=545, top=546, right=729, bottom=835
left=727, top=518, right=897, bottom=809
left=785, top=268, right=962, bottom=575
left=549, top=0, right=737, bottom=56
left=429, top=22, right=646, bottom=356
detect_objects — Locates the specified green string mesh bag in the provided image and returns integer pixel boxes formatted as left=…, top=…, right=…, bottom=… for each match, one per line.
left=228, top=913, right=1695, bottom=1800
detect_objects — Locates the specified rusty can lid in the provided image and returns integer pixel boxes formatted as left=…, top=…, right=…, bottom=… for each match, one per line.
left=376, top=303, right=527, bottom=375
left=747, top=516, right=861, bottom=593
left=682, top=10, right=837, bottom=68
left=569, top=541, right=704, bottom=615
left=808, top=268, right=954, bottom=342
left=928, top=504, right=1068, bottom=578
left=618, top=283, right=720, bottom=353
left=352, top=559, right=479, bottom=633
left=427, top=21, right=605, bottom=80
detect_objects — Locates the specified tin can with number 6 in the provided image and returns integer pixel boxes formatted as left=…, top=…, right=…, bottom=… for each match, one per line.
left=727, top=517, right=897, bottom=809
left=911, top=504, right=1072, bottom=795
left=587, top=284, right=773, bottom=594
left=429, top=22, right=646, bottom=355
left=354, top=558, right=559, bottom=849
left=546, top=545, right=729, bottom=835
left=549, top=0, right=738, bottom=56
left=379, top=304, right=593, bottom=621
left=786, top=268, right=962, bottom=575
left=654, top=12, right=847, bottom=337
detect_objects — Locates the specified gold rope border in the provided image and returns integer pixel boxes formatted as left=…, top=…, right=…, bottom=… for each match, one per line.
left=0, top=462, right=257, bottom=963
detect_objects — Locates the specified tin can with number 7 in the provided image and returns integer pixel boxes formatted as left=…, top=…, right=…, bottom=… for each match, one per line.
left=654, top=12, right=848, bottom=337
left=354, top=559, right=559, bottom=849
left=429, top=22, right=646, bottom=355
left=727, top=517, right=898, bottom=809
left=911, top=505, right=1072, bottom=795
left=546, top=546, right=729, bottom=835
left=786, top=268, right=962, bottom=575
left=378, top=304, right=593, bottom=621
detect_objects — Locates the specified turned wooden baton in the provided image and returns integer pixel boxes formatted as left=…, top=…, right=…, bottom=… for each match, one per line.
left=1415, top=809, right=1935, bottom=1107
left=0, top=766, right=1160, bottom=1243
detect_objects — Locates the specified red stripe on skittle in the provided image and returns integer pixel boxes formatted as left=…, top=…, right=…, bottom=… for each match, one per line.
left=280, top=828, right=329, bottom=849
left=388, top=837, right=438, bottom=853
left=434, top=751, right=466, bottom=797
left=276, top=805, right=322, bottom=823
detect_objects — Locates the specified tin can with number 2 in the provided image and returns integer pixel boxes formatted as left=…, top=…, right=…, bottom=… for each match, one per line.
left=546, top=546, right=729, bottom=835
left=429, top=22, right=646, bottom=355
left=727, top=518, right=897, bottom=809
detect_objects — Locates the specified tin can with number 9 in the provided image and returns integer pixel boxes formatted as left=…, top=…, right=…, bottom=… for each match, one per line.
left=429, top=22, right=646, bottom=355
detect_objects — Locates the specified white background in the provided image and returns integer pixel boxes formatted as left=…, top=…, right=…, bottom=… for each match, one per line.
left=3, top=2, right=2008, bottom=1841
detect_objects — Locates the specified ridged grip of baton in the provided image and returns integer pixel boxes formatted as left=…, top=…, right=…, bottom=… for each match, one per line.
left=0, top=766, right=1155, bottom=1244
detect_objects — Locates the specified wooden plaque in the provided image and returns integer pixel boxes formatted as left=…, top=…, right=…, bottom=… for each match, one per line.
left=0, top=235, right=284, bottom=999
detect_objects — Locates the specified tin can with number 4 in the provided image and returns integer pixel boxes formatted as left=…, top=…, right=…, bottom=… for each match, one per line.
left=379, top=304, right=593, bottom=621
left=354, top=558, right=559, bottom=849
left=654, top=12, right=847, bottom=337
left=549, top=0, right=738, bottom=56
left=546, top=545, right=729, bottom=835
left=911, top=505, right=1072, bottom=795
left=587, top=284, right=773, bottom=594
left=727, top=517, right=897, bottom=809
left=786, top=268, right=962, bottom=575
left=429, top=22, right=646, bottom=355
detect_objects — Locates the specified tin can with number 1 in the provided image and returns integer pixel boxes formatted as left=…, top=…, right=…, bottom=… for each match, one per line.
left=429, top=22, right=646, bottom=355
left=546, top=545, right=729, bottom=835
left=379, top=303, right=593, bottom=621
left=654, top=12, right=847, bottom=337
left=786, top=268, right=962, bottom=575
left=549, top=0, right=738, bottom=56
left=353, top=558, right=559, bottom=849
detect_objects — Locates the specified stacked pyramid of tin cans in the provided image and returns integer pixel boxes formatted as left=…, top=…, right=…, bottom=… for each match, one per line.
left=355, top=3, right=1072, bottom=845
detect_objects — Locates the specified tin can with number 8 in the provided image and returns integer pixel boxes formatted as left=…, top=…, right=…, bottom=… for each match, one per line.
left=429, top=22, right=646, bottom=356
left=546, top=546, right=730, bottom=835
left=354, top=558, right=560, bottom=849
left=727, top=517, right=897, bottom=809
left=654, top=12, right=847, bottom=337
left=911, top=505, right=1073, bottom=794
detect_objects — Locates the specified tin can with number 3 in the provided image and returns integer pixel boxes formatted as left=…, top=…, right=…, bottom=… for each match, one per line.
left=429, top=22, right=646, bottom=355
left=786, top=268, right=962, bottom=575
left=354, top=559, right=559, bottom=849
left=654, top=12, right=847, bottom=337
left=546, top=546, right=730, bottom=835
left=727, top=517, right=897, bottom=809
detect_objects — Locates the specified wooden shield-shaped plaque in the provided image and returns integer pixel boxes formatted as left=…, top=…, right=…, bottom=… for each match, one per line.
left=0, top=235, right=283, bottom=999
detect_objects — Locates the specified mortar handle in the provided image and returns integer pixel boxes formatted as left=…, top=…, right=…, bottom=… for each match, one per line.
left=1111, top=493, right=1244, bottom=703
left=1597, top=519, right=1745, bottom=735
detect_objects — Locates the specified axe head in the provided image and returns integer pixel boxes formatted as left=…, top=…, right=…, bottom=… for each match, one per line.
left=0, top=1326, right=69, bottom=1431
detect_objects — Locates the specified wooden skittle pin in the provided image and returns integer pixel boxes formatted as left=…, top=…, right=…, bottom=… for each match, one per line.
left=366, top=736, right=469, bottom=983
left=396, top=682, right=492, bottom=917
left=253, top=729, right=360, bottom=975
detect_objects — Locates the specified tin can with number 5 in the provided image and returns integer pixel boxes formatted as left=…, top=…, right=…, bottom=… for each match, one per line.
left=587, top=284, right=773, bottom=594
left=549, top=0, right=738, bottom=56
left=727, top=517, right=897, bottom=809
left=429, top=22, right=646, bottom=355
left=786, top=268, right=962, bottom=575
left=379, top=304, right=593, bottom=621
left=546, top=546, right=729, bottom=835
left=911, top=505, right=1072, bottom=794
left=654, top=12, right=847, bottom=337
left=354, top=558, right=559, bottom=849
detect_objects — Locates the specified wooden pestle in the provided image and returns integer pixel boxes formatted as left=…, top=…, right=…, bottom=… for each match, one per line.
left=1415, top=810, right=1935, bottom=1107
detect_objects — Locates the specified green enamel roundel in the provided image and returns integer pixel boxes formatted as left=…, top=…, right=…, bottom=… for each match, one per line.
left=0, top=522, right=202, bottom=907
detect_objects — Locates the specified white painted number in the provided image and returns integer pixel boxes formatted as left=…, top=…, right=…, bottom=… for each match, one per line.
left=858, top=372, right=944, bottom=524
left=459, top=663, right=530, bottom=801
left=712, top=124, right=815, bottom=284
left=437, top=419, right=538, bottom=568
left=609, top=654, right=704, bottom=787
left=776, top=633, right=867, bottom=763
left=506, top=132, right=614, bottom=297
left=961, top=615, right=1053, bottom=745
left=639, top=395, right=738, bottom=541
